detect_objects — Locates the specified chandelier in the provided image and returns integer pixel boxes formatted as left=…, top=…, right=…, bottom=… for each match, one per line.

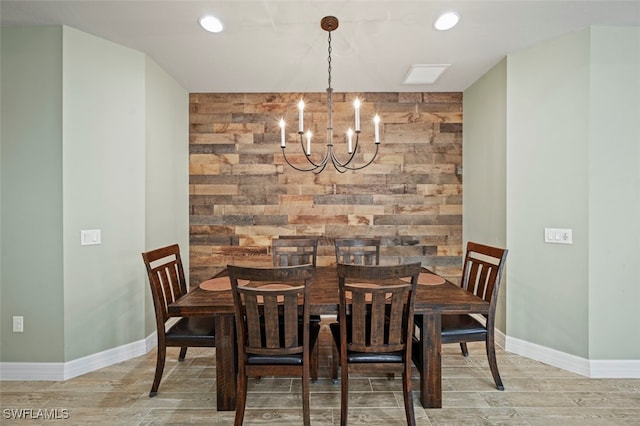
left=279, top=16, right=381, bottom=174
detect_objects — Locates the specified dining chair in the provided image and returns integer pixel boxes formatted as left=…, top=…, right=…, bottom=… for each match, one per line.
left=333, top=237, right=387, bottom=377
left=228, top=264, right=319, bottom=426
left=330, top=262, right=421, bottom=426
left=334, top=237, right=380, bottom=265
left=413, top=241, right=509, bottom=390
left=271, top=236, right=320, bottom=381
left=272, top=237, right=318, bottom=267
left=141, top=244, right=216, bottom=397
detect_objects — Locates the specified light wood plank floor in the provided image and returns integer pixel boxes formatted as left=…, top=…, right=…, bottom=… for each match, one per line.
left=2, top=321, right=640, bottom=425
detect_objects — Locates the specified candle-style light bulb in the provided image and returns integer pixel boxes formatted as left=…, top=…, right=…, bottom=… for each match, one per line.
left=353, top=98, right=361, bottom=132
left=374, top=115, right=381, bottom=143
left=279, top=119, right=286, bottom=147
left=298, top=100, right=305, bottom=133
left=347, top=128, right=354, bottom=154
left=305, top=130, right=312, bottom=155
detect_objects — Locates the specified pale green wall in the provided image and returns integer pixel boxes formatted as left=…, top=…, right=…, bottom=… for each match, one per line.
left=507, top=29, right=591, bottom=357
left=1, top=26, right=65, bottom=361
left=143, top=57, right=189, bottom=336
left=62, top=27, right=146, bottom=360
left=462, top=58, right=508, bottom=331
left=1, top=25, right=188, bottom=364
left=465, top=26, right=640, bottom=360
left=588, top=26, right=640, bottom=359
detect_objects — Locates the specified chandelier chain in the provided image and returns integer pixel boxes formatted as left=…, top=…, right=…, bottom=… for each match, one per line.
left=327, top=31, right=332, bottom=89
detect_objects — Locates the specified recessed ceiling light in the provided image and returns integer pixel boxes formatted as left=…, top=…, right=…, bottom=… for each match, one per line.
left=199, top=15, right=223, bottom=33
left=434, top=12, right=460, bottom=31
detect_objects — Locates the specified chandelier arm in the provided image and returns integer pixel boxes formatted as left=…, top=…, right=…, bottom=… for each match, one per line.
left=307, top=152, right=330, bottom=170
left=331, top=158, right=351, bottom=174
left=282, top=132, right=339, bottom=172
left=329, top=146, right=354, bottom=171
left=312, top=160, right=330, bottom=174
left=280, top=132, right=324, bottom=172
left=302, top=141, right=331, bottom=170
left=327, top=131, right=360, bottom=168
left=281, top=147, right=322, bottom=172
left=337, top=143, right=380, bottom=171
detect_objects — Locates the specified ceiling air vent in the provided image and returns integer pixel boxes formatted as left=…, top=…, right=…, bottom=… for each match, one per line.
left=402, top=64, right=450, bottom=85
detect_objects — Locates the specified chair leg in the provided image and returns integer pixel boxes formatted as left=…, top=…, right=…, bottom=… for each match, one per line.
left=402, top=365, right=416, bottom=426
left=486, top=338, right=504, bottom=390
left=340, top=361, right=348, bottom=426
left=331, top=342, right=339, bottom=384
left=311, top=341, right=319, bottom=382
left=178, top=346, right=188, bottom=361
left=302, top=365, right=311, bottom=426
left=460, top=342, right=469, bottom=357
left=149, top=345, right=166, bottom=397
left=234, top=369, right=248, bottom=426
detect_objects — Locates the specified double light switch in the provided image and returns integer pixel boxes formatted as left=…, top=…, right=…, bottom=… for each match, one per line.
left=544, top=228, right=573, bottom=244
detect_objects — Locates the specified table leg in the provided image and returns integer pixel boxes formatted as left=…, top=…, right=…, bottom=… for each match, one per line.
left=419, top=313, right=442, bottom=408
left=215, top=314, right=236, bottom=411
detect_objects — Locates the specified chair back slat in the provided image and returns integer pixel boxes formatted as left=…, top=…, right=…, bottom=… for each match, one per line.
left=387, top=291, right=406, bottom=345
left=243, top=295, right=262, bottom=348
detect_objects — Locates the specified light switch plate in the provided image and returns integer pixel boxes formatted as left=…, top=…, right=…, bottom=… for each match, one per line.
left=13, top=316, right=23, bottom=332
left=81, top=229, right=102, bottom=246
left=544, top=228, right=573, bottom=244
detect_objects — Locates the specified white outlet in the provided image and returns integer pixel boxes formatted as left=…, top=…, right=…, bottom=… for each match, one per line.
left=13, top=316, right=24, bottom=333
left=544, top=228, right=573, bottom=244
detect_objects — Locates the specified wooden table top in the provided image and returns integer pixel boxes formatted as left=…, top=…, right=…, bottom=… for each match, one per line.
left=168, top=265, right=489, bottom=317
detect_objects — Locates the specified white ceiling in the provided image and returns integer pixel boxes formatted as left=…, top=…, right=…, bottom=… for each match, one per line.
left=2, top=1, right=639, bottom=93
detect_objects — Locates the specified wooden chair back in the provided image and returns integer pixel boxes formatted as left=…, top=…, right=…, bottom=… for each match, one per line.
left=142, top=244, right=187, bottom=325
left=334, top=238, right=381, bottom=265
left=461, top=241, right=509, bottom=319
left=272, top=237, right=318, bottom=267
left=336, top=263, right=420, bottom=354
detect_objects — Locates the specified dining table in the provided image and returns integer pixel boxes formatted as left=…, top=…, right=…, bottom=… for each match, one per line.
left=168, top=264, right=489, bottom=411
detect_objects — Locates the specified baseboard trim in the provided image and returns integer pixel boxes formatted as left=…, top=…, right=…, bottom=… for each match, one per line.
left=0, top=333, right=157, bottom=381
left=502, top=331, right=640, bottom=378
left=2, top=329, right=639, bottom=380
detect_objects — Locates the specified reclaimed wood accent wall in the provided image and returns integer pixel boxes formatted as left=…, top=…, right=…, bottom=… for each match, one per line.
left=189, top=92, right=463, bottom=284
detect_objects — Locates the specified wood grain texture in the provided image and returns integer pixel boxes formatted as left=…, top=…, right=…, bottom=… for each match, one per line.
left=189, top=92, right=463, bottom=284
